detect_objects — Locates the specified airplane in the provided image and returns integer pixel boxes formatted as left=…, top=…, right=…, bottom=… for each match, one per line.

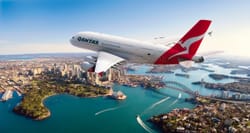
left=70, top=20, right=212, bottom=73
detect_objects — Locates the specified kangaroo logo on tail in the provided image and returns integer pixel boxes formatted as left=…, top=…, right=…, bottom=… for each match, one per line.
left=168, top=33, right=205, bottom=60
left=154, top=20, right=212, bottom=65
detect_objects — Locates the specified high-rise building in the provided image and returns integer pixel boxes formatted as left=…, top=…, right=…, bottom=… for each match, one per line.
left=33, top=68, right=42, bottom=76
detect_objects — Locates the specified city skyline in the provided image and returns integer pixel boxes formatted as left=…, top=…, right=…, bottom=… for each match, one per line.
left=0, top=0, right=250, bottom=56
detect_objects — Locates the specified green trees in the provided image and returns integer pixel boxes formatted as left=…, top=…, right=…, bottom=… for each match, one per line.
left=13, top=76, right=109, bottom=120
left=13, top=84, right=53, bottom=120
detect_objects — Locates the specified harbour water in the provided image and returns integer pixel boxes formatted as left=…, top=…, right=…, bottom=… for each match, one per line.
left=0, top=63, right=244, bottom=133
left=0, top=85, right=194, bottom=133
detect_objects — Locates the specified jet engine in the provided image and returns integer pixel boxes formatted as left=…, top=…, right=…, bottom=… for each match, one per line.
left=80, top=56, right=98, bottom=72
left=84, top=56, right=97, bottom=63
left=179, top=56, right=204, bottom=68
left=192, top=56, right=204, bottom=63
left=81, top=61, right=95, bottom=72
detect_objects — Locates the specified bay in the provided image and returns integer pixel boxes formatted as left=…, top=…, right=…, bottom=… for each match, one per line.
left=0, top=63, right=238, bottom=133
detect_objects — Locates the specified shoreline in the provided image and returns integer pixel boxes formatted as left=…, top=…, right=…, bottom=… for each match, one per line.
left=150, top=97, right=250, bottom=132
left=35, top=93, right=57, bottom=120
left=13, top=91, right=110, bottom=120
left=192, top=81, right=250, bottom=94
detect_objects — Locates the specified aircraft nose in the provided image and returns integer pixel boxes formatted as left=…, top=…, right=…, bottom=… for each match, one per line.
left=70, top=36, right=75, bottom=45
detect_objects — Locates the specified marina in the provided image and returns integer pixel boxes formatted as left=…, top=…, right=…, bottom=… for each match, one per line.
left=1, top=90, right=13, bottom=101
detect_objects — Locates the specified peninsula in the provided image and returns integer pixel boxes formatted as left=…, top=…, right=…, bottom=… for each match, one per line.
left=13, top=75, right=111, bottom=120
left=192, top=81, right=250, bottom=94
left=1, top=56, right=164, bottom=120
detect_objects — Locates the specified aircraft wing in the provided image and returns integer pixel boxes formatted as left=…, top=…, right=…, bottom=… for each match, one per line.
left=94, top=51, right=125, bottom=73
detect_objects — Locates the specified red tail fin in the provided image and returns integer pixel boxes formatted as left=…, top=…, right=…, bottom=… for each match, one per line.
left=155, top=20, right=212, bottom=64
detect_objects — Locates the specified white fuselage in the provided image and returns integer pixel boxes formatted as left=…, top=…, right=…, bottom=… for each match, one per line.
left=70, top=32, right=169, bottom=64
left=70, top=20, right=211, bottom=73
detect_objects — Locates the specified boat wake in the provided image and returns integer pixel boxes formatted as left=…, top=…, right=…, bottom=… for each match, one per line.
left=136, top=115, right=154, bottom=133
left=95, top=106, right=120, bottom=116
left=149, top=97, right=170, bottom=110
left=142, top=97, right=170, bottom=115
left=169, top=99, right=178, bottom=106
left=169, top=93, right=182, bottom=106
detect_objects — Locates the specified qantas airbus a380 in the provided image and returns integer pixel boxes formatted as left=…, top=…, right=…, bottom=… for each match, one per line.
left=70, top=20, right=212, bottom=73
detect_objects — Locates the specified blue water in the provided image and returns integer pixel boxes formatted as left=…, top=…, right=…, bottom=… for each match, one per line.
left=0, top=63, right=241, bottom=133
left=127, top=64, right=238, bottom=97
left=0, top=85, right=193, bottom=133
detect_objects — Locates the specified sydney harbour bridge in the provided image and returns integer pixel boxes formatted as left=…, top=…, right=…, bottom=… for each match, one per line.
left=153, top=80, right=199, bottom=97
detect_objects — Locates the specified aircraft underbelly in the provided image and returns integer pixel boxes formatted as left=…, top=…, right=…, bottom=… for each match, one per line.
left=101, top=48, right=163, bottom=64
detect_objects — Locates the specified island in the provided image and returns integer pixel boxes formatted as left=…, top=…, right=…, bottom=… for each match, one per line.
left=175, top=73, right=189, bottom=78
left=230, top=69, right=250, bottom=75
left=209, top=73, right=250, bottom=81
left=208, top=73, right=230, bottom=80
left=198, top=67, right=215, bottom=72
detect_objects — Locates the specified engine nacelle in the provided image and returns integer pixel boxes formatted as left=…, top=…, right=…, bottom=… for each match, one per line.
left=81, top=61, right=95, bottom=72
left=84, top=56, right=97, bottom=63
left=192, top=56, right=204, bottom=63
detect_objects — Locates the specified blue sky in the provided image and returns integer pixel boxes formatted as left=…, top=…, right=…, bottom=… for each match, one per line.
left=0, top=0, right=250, bottom=56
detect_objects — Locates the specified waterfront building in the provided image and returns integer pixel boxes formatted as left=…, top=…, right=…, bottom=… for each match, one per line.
left=1, top=89, right=13, bottom=101
left=238, top=94, right=250, bottom=100
left=109, top=90, right=127, bottom=100
left=221, top=91, right=229, bottom=99
left=232, top=93, right=241, bottom=100
left=246, top=94, right=250, bottom=100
